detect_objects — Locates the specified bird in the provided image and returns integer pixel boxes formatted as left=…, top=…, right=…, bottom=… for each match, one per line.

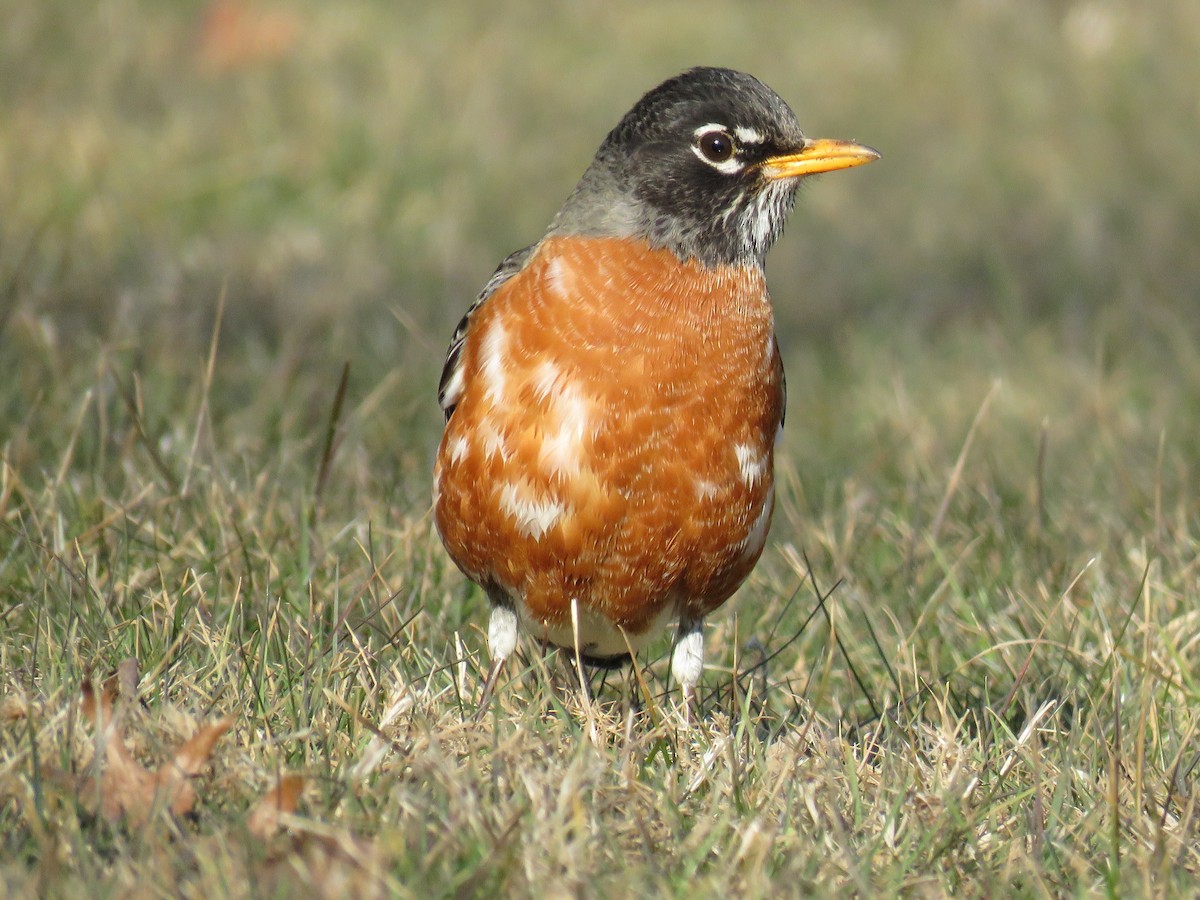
left=432, top=66, right=878, bottom=713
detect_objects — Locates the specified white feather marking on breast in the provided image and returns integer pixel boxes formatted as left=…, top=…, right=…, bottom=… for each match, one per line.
left=531, top=360, right=561, bottom=400
left=480, top=421, right=509, bottom=461
left=734, top=443, right=767, bottom=487
left=540, top=383, right=590, bottom=475
left=447, top=436, right=469, bottom=465
left=741, top=484, right=774, bottom=557
left=545, top=255, right=577, bottom=299
left=480, top=323, right=509, bottom=403
left=498, top=482, right=565, bottom=539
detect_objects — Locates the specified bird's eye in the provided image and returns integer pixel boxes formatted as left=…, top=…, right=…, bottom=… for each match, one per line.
left=697, top=130, right=736, bottom=163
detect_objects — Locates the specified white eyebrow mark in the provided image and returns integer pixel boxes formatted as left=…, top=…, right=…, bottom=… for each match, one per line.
left=734, top=126, right=765, bottom=144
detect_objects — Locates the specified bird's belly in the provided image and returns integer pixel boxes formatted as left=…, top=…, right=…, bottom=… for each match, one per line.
left=433, top=237, right=783, bottom=640
left=518, top=599, right=677, bottom=659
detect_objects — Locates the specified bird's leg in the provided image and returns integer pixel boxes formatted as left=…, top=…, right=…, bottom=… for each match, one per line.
left=474, top=604, right=518, bottom=721
left=473, top=657, right=505, bottom=722
left=671, top=617, right=705, bottom=723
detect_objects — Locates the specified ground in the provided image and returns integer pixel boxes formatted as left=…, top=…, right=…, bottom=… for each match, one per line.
left=1, top=1, right=1198, bottom=896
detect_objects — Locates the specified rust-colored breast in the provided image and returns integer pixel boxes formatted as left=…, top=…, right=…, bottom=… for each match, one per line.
left=433, top=236, right=783, bottom=650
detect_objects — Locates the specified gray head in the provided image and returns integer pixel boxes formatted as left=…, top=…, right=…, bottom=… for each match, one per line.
left=547, top=67, right=879, bottom=268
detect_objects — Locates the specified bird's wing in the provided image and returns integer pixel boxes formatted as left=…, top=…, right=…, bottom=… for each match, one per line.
left=777, top=337, right=786, bottom=429
left=438, top=244, right=536, bottom=420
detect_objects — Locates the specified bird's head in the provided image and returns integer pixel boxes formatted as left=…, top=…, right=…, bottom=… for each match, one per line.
left=549, top=67, right=880, bottom=268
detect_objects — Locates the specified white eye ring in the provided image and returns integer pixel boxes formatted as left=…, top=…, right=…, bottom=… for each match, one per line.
left=698, top=129, right=734, bottom=163
left=692, top=124, right=744, bottom=174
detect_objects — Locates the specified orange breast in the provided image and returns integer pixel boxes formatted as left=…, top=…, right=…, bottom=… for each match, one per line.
left=434, top=235, right=783, bottom=653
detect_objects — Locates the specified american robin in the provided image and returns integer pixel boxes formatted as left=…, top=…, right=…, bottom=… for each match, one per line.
left=433, top=66, right=878, bottom=711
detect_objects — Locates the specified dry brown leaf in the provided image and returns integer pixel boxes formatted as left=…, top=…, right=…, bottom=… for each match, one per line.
left=78, top=678, right=156, bottom=824
left=78, top=677, right=232, bottom=827
left=80, top=676, right=119, bottom=726
left=246, top=774, right=305, bottom=840
left=94, top=732, right=158, bottom=825
left=156, top=717, right=234, bottom=817
left=244, top=776, right=383, bottom=897
left=169, top=717, right=234, bottom=779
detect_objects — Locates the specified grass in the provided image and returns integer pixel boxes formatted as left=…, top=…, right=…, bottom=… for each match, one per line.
left=2, top=0, right=1200, bottom=895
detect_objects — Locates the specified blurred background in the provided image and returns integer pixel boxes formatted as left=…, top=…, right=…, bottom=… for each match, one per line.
left=4, top=0, right=1200, bottom=742
left=4, top=4, right=1200, bottom=883
left=2, top=0, right=1198, bottom=496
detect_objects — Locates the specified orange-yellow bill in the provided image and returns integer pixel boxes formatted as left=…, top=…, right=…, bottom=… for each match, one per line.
left=760, top=138, right=881, bottom=180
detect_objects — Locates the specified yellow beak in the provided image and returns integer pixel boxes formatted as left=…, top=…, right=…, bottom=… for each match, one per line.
left=760, top=138, right=881, bottom=180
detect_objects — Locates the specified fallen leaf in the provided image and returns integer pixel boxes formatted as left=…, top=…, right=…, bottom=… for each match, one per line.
left=79, top=676, right=119, bottom=727
left=244, top=777, right=384, bottom=897
left=246, top=774, right=305, bottom=839
left=157, top=717, right=235, bottom=817
left=78, top=676, right=232, bottom=827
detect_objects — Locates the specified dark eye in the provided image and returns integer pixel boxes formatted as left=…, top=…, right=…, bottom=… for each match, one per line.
left=698, top=130, right=736, bottom=163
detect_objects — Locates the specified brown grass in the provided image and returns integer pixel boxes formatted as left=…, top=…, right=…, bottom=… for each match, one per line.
left=3, top=0, right=1200, bottom=895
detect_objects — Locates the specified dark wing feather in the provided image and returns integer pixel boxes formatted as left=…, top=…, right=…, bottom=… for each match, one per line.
left=778, top=343, right=786, bottom=428
left=768, top=334, right=786, bottom=430
left=438, top=245, right=535, bottom=420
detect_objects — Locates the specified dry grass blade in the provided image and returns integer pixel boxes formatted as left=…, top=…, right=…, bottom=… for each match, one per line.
left=929, top=378, right=1000, bottom=545
left=181, top=283, right=226, bottom=495
left=311, top=360, right=352, bottom=524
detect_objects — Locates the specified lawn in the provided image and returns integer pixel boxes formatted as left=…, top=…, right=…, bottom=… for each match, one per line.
left=2, top=1, right=1199, bottom=895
